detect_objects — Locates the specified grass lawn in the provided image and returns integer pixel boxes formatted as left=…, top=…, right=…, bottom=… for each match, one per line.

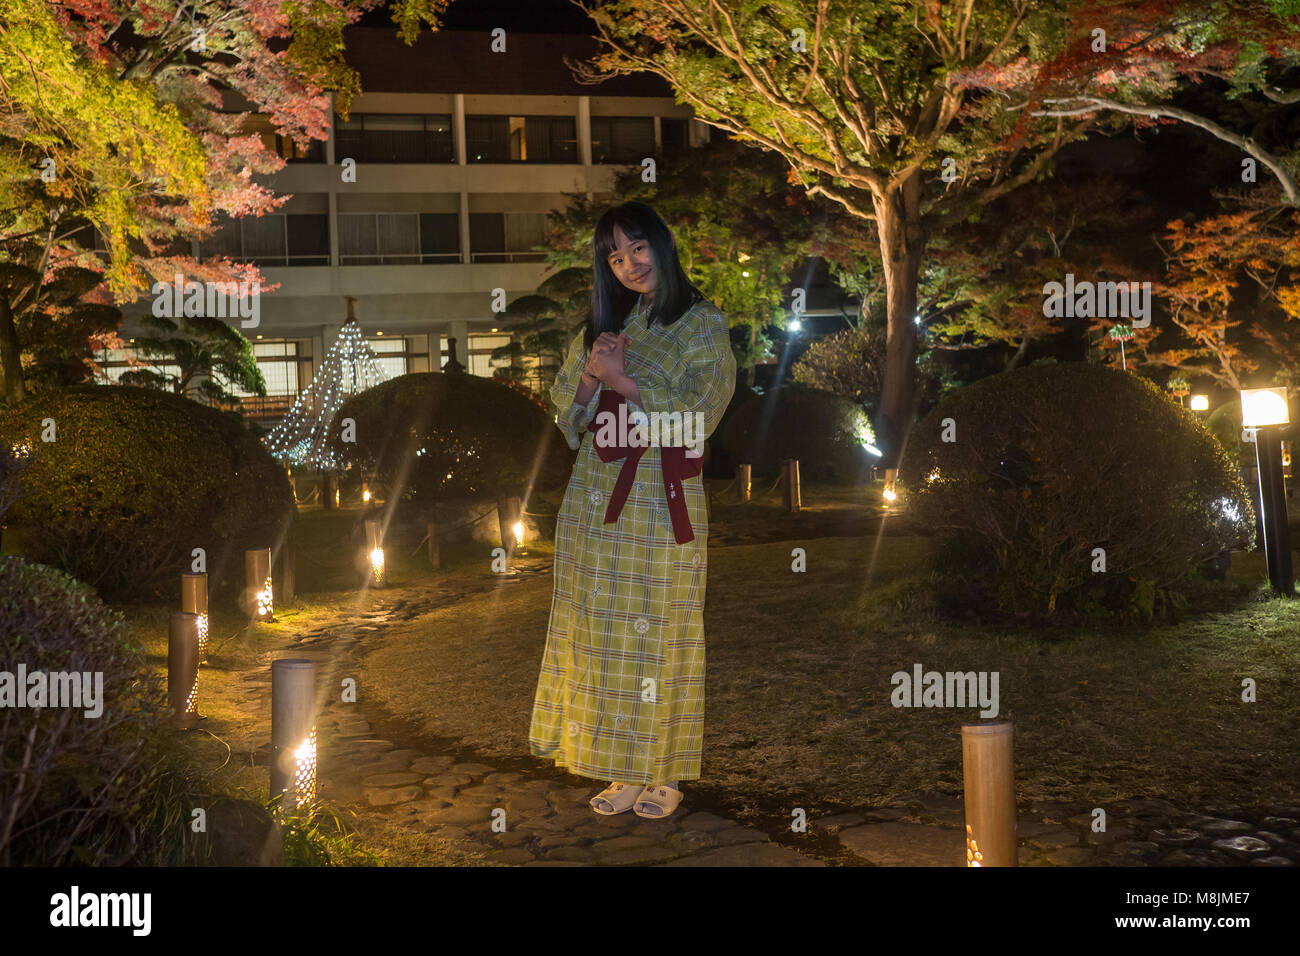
left=354, top=482, right=1300, bottom=823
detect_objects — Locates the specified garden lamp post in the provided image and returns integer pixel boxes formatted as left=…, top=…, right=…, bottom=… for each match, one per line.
left=1189, top=394, right=1209, bottom=413
left=1241, top=387, right=1293, bottom=597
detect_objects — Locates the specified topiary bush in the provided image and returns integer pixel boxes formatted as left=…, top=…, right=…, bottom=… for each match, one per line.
left=898, top=363, right=1256, bottom=622
left=331, top=371, right=572, bottom=503
left=0, top=385, right=294, bottom=602
left=0, top=556, right=206, bottom=864
left=720, top=383, right=878, bottom=483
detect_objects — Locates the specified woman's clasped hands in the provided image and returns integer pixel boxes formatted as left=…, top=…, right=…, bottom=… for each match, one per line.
left=584, top=331, right=629, bottom=384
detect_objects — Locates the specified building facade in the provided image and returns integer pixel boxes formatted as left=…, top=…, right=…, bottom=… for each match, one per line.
left=104, top=28, right=718, bottom=419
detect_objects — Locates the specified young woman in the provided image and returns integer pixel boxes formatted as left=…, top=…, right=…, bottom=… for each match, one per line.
left=529, top=201, right=736, bottom=819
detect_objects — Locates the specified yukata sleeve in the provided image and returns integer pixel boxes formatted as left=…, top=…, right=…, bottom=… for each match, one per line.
left=628, top=304, right=736, bottom=442
left=549, top=328, right=601, bottom=450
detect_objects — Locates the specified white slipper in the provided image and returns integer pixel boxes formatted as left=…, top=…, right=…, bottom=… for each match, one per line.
left=590, top=783, right=641, bottom=815
left=633, top=785, right=683, bottom=819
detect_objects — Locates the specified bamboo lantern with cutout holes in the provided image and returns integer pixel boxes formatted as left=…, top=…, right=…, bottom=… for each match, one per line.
left=961, top=721, right=1017, bottom=866
left=181, top=572, right=208, bottom=663
left=365, top=518, right=386, bottom=587
left=167, top=612, right=200, bottom=729
left=270, top=659, right=318, bottom=812
left=245, top=548, right=273, bottom=620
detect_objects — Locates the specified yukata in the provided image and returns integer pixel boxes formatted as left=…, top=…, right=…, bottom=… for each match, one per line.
left=529, top=296, right=736, bottom=784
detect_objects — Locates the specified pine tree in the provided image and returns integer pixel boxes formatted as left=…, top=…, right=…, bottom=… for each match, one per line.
left=265, top=312, right=388, bottom=470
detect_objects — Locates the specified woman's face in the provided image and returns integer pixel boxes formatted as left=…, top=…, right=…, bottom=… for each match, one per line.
left=607, top=224, right=658, bottom=297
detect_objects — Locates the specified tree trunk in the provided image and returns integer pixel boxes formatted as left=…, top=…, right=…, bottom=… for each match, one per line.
left=1005, top=336, right=1032, bottom=370
left=0, top=293, right=26, bottom=404
left=871, top=172, right=924, bottom=466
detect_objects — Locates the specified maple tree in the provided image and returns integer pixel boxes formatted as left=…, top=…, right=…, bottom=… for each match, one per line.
left=570, top=0, right=1300, bottom=462
left=1127, top=184, right=1300, bottom=390
left=0, top=0, right=450, bottom=403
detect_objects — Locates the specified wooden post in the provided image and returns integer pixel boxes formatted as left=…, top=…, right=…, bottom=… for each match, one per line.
left=782, top=459, right=801, bottom=513
left=280, top=534, right=296, bottom=606
left=961, top=721, right=1017, bottom=867
left=737, top=463, right=751, bottom=503
left=427, top=518, right=440, bottom=570
left=321, top=472, right=334, bottom=510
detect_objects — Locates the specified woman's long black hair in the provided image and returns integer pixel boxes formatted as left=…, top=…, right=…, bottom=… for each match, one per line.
left=585, top=201, right=703, bottom=352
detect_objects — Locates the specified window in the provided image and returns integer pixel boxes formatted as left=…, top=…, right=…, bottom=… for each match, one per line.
left=93, top=348, right=181, bottom=386
left=466, top=115, right=577, bottom=163
left=263, top=132, right=324, bottom=162
left=440, top=333, right=513, bottom=378
left=469, top=212, right=547, bottom=263
left=334, top=113, right=454, bottom=163
left=661, top=118, right=688, bottom=151
left=367, top=337, right=409, bottom=379
left=591, top=117, right=656, bottom=164
left=198, top=214, right=328, bottom=266
left=340, top=213, right=460, bottom=264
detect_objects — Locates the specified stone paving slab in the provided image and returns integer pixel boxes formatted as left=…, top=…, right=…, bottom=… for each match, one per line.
left=838, top=822, right=965, bottom=866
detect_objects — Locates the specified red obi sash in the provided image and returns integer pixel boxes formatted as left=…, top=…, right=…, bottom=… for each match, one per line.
left=585, top=388, right=703, bottom=543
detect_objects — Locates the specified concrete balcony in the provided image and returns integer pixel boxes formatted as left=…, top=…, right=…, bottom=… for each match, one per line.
left=266, top=161, right=622, bottom=194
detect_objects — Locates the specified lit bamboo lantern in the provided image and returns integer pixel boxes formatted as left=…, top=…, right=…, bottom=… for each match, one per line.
left=737, top=464, right=751, bottom=503
left=270, top=658, right=317, bottom=811
left=168, top=612, right=200, bottom=729
left=245, top=548, right=273, bottom=620
left=961, top=721, right=1017, bottom=866
left=181, top=572, right=209, bottom=663
left=365, top=518, right=386, bottom=587
left=883, top=468, right=898, bottom=503
left=497, top=496, right=524, bottom=554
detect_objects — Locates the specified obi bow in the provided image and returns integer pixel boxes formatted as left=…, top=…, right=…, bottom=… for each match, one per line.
left=585, top=387, right=703, bottom=544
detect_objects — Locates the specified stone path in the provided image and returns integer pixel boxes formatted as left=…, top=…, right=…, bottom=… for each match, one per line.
left=226, top=561, right=1300, bottom=867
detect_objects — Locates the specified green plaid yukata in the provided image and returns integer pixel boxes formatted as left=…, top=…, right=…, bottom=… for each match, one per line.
left=529, top=297, right=736, bottom=784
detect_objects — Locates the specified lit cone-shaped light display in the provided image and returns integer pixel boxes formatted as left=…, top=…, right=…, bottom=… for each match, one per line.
left=264, top=317, right=388, bottom=469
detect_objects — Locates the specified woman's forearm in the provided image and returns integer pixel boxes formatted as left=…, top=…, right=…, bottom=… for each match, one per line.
left=604, top=370, right=643, bottom=410
left=574, top=371, right=599, bottom=406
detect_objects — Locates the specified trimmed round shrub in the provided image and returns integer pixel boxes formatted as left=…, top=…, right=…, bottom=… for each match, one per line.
left=0, top=385, right=294, bottom=601
left=0, top=557, right=179, bottom=864
left=1205, top=400, right=1254, bottom=471
left=720, top=383, right=877, bottom=483
left=331, top=372, right=572, bottom=502
left=898, top=364, right=1256, bottom=622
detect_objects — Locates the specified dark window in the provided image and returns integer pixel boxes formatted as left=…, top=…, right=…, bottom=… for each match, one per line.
left=469, top=213, right=546, bottom=263
left=339, top=212, right=460, bottom=265
left=466, top=115, right=578, bottom=163
left=469, top=213, right=505, bottom=256
left=198, top=214, right=329, bottom=266
left=466, top=116, right=508, bottom=162
left=591, top=117, right=656, bottom=164
left=419, top=213, right=460, bottom=262
left=333, top=113, right=454, bottom=163
left=661, top=118, right=688, bottom=150
left=287, top=214, right=328, bottom=261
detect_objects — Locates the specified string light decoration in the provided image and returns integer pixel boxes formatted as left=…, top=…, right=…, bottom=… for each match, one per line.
left=264, top=316, right=388, bottom=469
